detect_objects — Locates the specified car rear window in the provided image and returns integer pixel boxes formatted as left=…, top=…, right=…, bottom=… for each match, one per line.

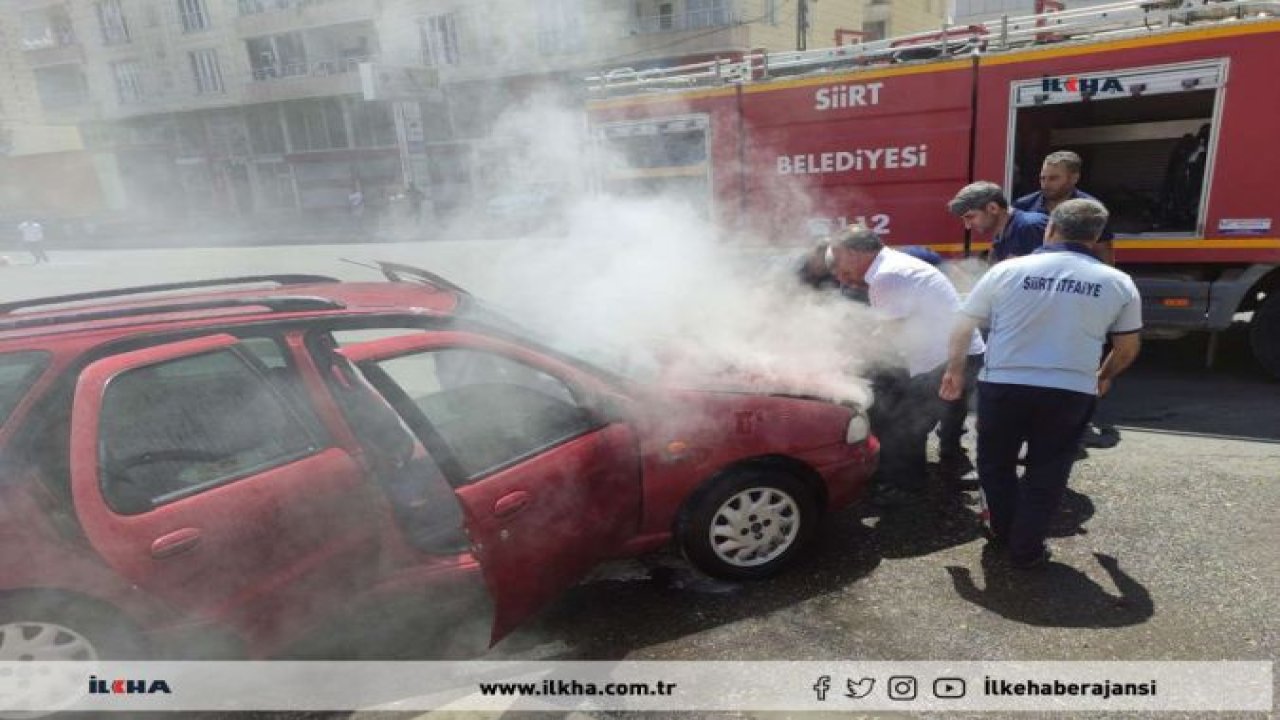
left=0, top=351, right=49, bottom=427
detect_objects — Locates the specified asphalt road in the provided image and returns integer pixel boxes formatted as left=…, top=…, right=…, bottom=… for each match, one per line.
left=3, top=243, right=1275, bottom=719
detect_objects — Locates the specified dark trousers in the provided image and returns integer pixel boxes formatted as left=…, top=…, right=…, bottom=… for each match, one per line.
left=870, top=364, right=947, bottom=492
left=976, top=382, right=1095, bottom=563
left=939, top=353, right=983, bottom=461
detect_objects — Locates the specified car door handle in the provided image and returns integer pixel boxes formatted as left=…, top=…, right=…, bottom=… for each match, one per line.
left=150, top=528, right=202, bottom=559
left=493, top=491, right=531, bottom=519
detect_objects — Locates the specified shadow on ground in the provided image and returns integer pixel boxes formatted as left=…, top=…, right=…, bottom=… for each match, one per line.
left=1106, top=325, right=1280, bottom=442
left=946, top=549, right=1154, bottom=628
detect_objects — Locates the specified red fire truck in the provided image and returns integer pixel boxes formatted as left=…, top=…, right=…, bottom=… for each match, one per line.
left=586, top=1, right=1280, bottom=378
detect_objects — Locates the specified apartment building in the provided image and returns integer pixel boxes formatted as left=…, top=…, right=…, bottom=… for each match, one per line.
left=0, top=3, right=94, bottom=217
left=1, top=0, right=948, bottom=225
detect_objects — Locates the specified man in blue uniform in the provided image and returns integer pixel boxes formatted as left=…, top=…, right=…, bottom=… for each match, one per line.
left=1016, top=151, right=1120, bottom=449
left=1014, top=151, right=1115, bottom=265
left=940, top=199, right=1142, bottom=568
left=947, top=181, right=1049, bottom=263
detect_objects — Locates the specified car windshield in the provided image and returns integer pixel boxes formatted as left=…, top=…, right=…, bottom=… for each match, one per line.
left=0, top=351, right=49, bottom=427
left=456, top=296, right=659, bottom=384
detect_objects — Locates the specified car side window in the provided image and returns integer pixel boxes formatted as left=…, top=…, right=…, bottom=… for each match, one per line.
left=0, top=351, right=49, bottom=428
left=367, top=349, right=597, bottom=482
left=98, top=348, right=320, bottom=514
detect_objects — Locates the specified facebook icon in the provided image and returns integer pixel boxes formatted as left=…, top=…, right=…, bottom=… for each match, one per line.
left=813, top=675, right=832, bottom=701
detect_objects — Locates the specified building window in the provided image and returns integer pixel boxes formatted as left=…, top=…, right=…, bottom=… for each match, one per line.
left=765, top=0, right=778, bottom=25
left=33, top=66, right=89, bottom=109
left=284, top=98, right=348, bottom=152
left=658, top=3, right=673, bottom=30
left=868, top=0, right=891, bottom=6
left=420, top=14, right=459, bottom=67
left=348, top=100, right=396, bottom=148
left=190, top=49, right=224, bottom=94
left=247, top=104, right=287, bottom=154
left=96, top=0, right=131, bottom=45
left=112, top=60, right=144, bottom=105
left=247, top=33, right=307, bottom=80
left=862, top=20, right=887, bottom=41
left=536, top=0, right=585, bottom=55
left=687, top=0, right=731, bottom=29
left=178, top=0, right=211, bottom=33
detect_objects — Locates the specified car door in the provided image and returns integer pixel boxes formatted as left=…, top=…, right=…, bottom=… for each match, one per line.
left=338, top=331, right=643, bottom=640
left=68, top=333, right=383, bottom=648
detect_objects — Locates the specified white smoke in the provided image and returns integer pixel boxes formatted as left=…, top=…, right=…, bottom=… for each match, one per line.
left=451, top=101, right=897, bottom=409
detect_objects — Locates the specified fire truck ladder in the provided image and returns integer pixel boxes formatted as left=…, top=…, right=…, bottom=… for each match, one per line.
left=586, top=0, right=1280, bottom=94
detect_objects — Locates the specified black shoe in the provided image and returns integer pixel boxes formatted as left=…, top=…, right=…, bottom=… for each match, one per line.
left=1074, top=445, right=1089, bottom=461
left=1081, top=423, right=1120, bottom=449
left=1009, top=548, right=1052, bottom=570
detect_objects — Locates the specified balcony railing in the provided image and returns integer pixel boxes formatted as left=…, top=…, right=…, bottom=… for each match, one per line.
left=250, top=54, right=371, bottom=81
left=22, top=29, right=77, bottom=50
left=630, top=6, right=738, bottom=34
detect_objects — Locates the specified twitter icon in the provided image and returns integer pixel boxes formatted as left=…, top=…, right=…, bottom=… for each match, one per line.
left=845, top=677, right=876, bottom=699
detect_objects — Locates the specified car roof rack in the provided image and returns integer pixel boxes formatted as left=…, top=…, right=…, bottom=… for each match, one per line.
left=374, top=261, right=471, bottom=295
left=0, top=274, right=341, bottom=315
left=0, top=296, right=345, bottom=334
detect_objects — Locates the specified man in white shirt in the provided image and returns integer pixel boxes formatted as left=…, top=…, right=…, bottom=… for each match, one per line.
left=940, top=199, right=1142, bottom=568
left=17, top=220, right=48, bottom=264
left=831, top=225, right=985, bottom=507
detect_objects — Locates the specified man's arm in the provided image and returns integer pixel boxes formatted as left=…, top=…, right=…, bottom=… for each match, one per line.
left=940, top=314, right=980, bottom=401
left=1097, top=332, right=1140, bottom=396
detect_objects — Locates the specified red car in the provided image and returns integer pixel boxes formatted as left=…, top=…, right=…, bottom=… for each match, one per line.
left=0, top=263, right=877, bottom=660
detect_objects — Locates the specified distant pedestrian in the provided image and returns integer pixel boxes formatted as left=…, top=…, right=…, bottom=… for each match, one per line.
left=948, top=181, right=1049, bottom=263
left=829, top=225, right=985, bottom=507
left=940, top=198, right=1142, bottom=569
left=348, top=186, right=365, bottom=235
left=405, top=182, right=426, bottom=225
left=17, top=220, right=48, bottom=264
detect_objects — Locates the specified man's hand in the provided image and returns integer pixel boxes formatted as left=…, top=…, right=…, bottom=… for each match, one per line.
left=940, top=368, right=965, bottom=401
left=1098, top=376, right=1112, bottom=397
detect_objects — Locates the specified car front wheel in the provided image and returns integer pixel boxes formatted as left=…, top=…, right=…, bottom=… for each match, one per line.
left=680, top=468, right=819, bottom=581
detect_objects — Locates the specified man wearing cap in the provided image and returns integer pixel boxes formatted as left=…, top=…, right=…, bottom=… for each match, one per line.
left=940, top=198, right=1142, bottom=568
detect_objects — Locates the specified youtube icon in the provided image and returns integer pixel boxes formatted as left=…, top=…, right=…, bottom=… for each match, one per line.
left=933, top=678, right=967, bottom=699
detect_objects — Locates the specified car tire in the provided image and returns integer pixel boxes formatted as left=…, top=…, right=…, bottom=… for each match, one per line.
left=1249, top=291, right=1280, bottom=379
left=0, top=592, right=147, bottom=662
left=679, top=467, right=820, bottom=581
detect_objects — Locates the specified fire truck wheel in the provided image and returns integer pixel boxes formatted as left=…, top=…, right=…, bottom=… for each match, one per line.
left=679, top=467, right=820, bottom=581
left=1249, top=291, right=1280, bottom=379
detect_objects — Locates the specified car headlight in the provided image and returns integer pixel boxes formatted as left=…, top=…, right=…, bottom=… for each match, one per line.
left=845, top=410, right=870, bottom=444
